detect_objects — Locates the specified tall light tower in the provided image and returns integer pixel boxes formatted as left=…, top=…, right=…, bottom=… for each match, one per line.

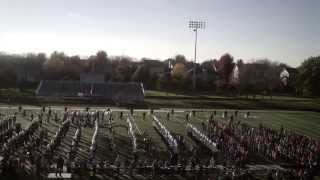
left=189, top=20, right=206, bottom=91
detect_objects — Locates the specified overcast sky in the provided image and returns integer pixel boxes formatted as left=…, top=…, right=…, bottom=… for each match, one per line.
left=0, top=0, right=319, bottom=67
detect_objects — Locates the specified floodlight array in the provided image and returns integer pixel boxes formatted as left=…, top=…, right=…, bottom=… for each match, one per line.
left=188, top=21, right=206, bottom=29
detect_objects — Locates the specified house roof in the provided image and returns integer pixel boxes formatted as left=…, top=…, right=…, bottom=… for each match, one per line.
left=284, top=67, right=298, bottom=74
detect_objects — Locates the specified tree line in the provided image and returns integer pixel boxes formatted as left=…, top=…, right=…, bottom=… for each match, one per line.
left=0, top=51, right=319, bottom=97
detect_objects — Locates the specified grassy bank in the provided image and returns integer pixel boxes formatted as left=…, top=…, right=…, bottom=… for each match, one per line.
left=145, top=90, right=320, bottom=112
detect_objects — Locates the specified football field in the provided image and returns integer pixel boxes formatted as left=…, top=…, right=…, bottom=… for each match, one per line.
left=1, top=105, right=319, bottom=179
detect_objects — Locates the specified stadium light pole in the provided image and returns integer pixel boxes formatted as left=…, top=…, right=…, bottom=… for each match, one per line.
left=188, top=20, right=206, bottom=91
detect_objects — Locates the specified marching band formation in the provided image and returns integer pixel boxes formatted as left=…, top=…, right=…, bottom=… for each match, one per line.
left=127, top=117, right=137, bottom=153
left=0, top=107, right=319, bottom=180
left=69, top=126, right=81, bottom=160
left=90, top=117, right=99, bottom=159
left=2, top=119, right=39, bottom=158
left=152, top=115, right=178, bottom=154
left=44, top=119, right=71, bottom=161
left=0, top=115, right=16, bottom=143
left=186, top=123, right=217, bottom=152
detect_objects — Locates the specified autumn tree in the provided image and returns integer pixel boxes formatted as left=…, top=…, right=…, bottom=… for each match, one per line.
left=171, top=63, right=187, bottom=78
left=112, top=56, right=137, bottom=82
left=214, top=53, right=235, bottom=89
left=88, top=50, right=109, bottom=74
left=237, top=59, right=281, bottom=98
left=64, top=55, right=84, bottom=80
left=44, top=51, right=66, bottom=80
left=297, top=56, right=320, bottom=96
left=173, top=54, right=187, bottom=64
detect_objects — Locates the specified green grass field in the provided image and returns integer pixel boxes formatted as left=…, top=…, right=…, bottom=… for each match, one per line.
left=1, top=106, right=319, bottom=179
left=194, top=110, right=320, bottom=138
left=2, top=106, right=319, bottom=141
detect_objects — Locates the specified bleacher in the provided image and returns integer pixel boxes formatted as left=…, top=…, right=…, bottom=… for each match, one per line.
left=36, top=80, right=61, bottom=96
left=109, top=83, right=145, bottom=103
left=93, top=83, right=107, bottom=97
left=80, top=82, right=91, bottom=96
left=60, top=81, right=81, bottom=97
left=36, top=80, right=145, bottom=103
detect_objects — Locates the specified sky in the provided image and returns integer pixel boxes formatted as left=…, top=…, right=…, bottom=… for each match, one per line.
left=0, top=0, right=319, bottom=67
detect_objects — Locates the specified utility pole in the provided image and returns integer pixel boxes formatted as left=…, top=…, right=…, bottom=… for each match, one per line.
left=188, top=20, right=206, bottom=91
